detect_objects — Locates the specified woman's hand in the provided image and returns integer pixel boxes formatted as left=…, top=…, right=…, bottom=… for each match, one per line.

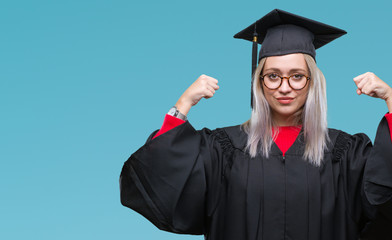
left=175, top=74, right=219, bottom=116
left=353, top=72, right=392, bottom=113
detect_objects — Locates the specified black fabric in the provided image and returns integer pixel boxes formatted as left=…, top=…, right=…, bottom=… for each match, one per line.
left=120, top=117, right=392, bottom=240
left=260, top=24, right=316, bottom=59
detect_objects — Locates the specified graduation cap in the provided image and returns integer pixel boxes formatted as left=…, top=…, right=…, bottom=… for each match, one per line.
left=233, top=9, right=347, bottom=108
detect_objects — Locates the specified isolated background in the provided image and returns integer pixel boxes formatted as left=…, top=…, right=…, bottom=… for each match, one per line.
left=1, top=0, right=391, bottom=239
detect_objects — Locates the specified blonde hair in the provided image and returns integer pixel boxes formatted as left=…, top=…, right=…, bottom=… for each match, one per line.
left=241, top=54, right=329, bottom=166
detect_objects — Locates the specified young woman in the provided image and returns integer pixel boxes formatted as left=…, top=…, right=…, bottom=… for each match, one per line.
left=120, top=9, right=392, bottom=240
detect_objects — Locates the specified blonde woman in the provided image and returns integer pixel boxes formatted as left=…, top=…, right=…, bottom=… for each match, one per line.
left=120, top=9, right=392, bottom=240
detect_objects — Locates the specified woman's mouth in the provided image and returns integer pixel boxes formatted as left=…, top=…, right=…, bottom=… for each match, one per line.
left=277, top=97, right=294, bottom=104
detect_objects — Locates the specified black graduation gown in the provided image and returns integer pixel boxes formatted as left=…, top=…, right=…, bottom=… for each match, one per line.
left=120, top=116, right=392, bottom=240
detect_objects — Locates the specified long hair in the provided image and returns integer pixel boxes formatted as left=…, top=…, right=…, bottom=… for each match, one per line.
left=241, top=54, right=329, bottom=166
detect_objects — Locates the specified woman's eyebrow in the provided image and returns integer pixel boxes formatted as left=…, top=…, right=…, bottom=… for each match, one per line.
left=263, top=67, right=307, bottom=73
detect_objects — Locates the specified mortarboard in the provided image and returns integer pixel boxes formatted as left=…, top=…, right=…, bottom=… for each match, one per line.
left=233, top=9, right=347, bottom=108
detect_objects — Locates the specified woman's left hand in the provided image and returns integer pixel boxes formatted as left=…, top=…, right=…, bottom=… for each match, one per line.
left=354, top=72, right=392, bottom=113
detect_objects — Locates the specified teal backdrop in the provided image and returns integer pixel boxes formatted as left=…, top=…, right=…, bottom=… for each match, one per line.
left=1, top=0, right=391, bottom=239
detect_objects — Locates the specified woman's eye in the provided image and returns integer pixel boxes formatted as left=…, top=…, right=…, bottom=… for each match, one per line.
left=292, top=74, right=304, bottom=79
left=268, top=73, right=278, bottom=79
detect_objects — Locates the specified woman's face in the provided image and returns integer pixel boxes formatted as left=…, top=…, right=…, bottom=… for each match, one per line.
left=262, top=53, right=310, bottom=126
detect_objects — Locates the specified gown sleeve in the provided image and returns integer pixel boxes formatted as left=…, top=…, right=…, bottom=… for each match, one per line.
left=363, top=115, right=392, bottom=219
left=152, top=114, right=186, bottom=140
left=334, top=115, right=392, bottom=239
left=119, top=121, right=229, bottom=235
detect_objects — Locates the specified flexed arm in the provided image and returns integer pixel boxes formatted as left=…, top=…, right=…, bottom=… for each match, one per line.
left=153, top=74, right=219, bottom=139
left=354, top=72, right=392, bottom=139
left=353, top=72, right=392, bottom=237
left=175, top=74, right=220, bottom=115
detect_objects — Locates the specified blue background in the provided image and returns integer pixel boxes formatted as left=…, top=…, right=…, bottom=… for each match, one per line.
left=1, top=0, right=391, bottom=239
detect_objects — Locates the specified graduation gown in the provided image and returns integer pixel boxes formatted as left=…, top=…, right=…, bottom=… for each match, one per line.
left=120, top=116, right=392, bottom=240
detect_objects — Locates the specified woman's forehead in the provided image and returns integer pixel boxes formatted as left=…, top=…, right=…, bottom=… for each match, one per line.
left=264, top=53, right=307, bottom=72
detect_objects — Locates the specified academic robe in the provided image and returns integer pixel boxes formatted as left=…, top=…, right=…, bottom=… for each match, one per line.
left=120, top=116, right=392, bottom=240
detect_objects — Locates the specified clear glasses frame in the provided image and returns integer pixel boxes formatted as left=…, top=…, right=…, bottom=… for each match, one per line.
left=260, top=73, right=311, bottom=90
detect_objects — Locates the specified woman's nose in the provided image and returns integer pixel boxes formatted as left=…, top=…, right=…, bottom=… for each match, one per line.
left=278, top=78, right=292, bottom=93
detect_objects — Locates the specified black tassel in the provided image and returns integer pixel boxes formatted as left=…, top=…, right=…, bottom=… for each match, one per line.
left=251, top=27, right=258, bottom=109
left=252, top=35, right=258, bottom=78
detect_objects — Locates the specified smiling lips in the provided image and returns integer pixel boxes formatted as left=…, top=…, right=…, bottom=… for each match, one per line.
left=277, top=97, right=294, bottom=104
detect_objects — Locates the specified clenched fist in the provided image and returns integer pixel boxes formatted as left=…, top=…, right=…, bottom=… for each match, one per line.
left=353, top=72, right=392, bottom=113
left=175, top=74, right=220, bottom=116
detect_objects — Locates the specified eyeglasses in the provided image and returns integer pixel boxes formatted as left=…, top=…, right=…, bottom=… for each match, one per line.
left=260, top=73, right=311, bottom=90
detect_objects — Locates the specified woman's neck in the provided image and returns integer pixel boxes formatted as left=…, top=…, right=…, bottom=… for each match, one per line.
left=272, top=114, right=301, bottom=127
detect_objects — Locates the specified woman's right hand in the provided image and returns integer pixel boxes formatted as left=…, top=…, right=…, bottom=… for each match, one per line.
left=175, top=74, right=219, bottom=116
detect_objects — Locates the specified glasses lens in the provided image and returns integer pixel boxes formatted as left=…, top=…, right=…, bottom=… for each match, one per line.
left=289, top=75, right=307, bottom=90
left=263, top=74, right=281, bottom=89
